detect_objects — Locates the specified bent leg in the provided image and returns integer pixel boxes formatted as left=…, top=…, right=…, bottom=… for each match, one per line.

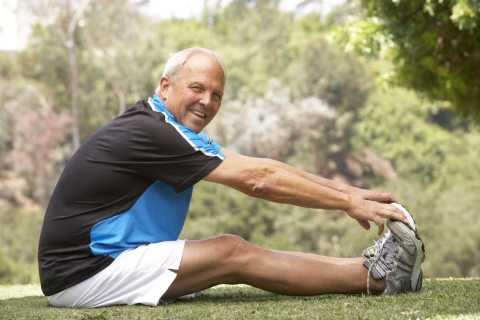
left=162, top=235, right=385, bottom=300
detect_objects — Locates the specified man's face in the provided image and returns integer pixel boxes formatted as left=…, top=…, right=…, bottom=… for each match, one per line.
left=160, top=54, right=225, bottom=134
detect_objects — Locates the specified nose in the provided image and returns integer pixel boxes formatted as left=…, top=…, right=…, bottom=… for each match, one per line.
left=199, top=92, right=212, bottom=108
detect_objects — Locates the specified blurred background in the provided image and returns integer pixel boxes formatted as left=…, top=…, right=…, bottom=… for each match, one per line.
left=0, top=0, right=479, bottom=285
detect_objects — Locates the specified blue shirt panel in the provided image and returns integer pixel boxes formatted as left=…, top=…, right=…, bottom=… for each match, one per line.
left=90, top=180, right=193, bottom=258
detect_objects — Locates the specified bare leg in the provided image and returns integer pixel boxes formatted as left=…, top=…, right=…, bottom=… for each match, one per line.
left=162, top=235, right=384, bottom=300
left=275, top=251, right=364, bottom=266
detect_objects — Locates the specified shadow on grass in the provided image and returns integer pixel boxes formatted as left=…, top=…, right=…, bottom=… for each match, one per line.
left=187, top=291, right=332, bottom=304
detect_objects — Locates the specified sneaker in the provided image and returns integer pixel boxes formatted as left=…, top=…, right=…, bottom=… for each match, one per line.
left=363, top=233, right=409, bottom=294
left=362, top=203, right=416, bottom=260
left=363, top=219, right=425, bottom=294
left=386, top=217, right=425, bottom=292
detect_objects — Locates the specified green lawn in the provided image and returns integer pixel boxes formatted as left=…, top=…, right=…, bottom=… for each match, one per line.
left=1, top=278, right=479, bottom=319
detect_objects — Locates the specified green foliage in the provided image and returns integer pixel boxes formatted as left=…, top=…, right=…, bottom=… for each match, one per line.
left=17, top=0, right=158, bottom=141
left=182, top=181, right=299, bottom=252
left=334, top=0, right=480, bottom=121
left=0, top=209, right=43, bottom=284
left=287, top=35, right=375, bottom=113
left=397, top=131, right=480, bottom=277
left=353, top=87, right=452, bottom=182
left=2, top=279, right=480, bottom=318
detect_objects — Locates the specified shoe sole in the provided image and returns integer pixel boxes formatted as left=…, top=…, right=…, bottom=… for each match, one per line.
left=416, top=269, right=423, bottom=291
left=386, top=218, right=425, bottom=292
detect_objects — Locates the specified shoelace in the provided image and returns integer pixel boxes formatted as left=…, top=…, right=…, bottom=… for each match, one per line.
left=368, top=231, right=391, bottom=258
left=366, top=236, right=397, bottom=295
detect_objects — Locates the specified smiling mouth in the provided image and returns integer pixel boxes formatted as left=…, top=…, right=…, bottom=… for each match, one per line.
left=190, top=110, right=206, bottom=118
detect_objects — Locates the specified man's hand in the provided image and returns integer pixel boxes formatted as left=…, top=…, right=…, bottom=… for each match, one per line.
left=344, top=185, right=399, bottom=204
left=346, top=197, right=408, bottom=235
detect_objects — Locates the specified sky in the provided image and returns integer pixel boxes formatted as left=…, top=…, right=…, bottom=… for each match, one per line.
left=141, top=0, right=345, bottom=19
left=0, top=0, right=345, bottom=51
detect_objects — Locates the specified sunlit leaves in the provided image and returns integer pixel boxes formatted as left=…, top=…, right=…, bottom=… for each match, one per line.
left=333, top=0, right=480, bottom=121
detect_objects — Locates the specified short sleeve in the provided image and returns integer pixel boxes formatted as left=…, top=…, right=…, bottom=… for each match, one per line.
left=86, top=104, right=226, bottom=193
left=196, top=132, right=225, bottom=158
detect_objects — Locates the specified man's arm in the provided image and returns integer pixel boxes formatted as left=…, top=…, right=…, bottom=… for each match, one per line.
left=203, top=153, right=408, bottom=235
left=220, top=148, right=399, bottom=203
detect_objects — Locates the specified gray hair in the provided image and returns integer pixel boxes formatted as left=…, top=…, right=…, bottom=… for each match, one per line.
left=155, top=48, right=226, bottom=97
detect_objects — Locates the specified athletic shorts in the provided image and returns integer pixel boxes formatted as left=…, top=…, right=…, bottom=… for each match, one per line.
left=47, top=240, right=201, bottom=308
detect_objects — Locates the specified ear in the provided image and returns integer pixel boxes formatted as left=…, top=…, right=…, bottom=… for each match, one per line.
left=159, top=76, right=171, bottom=101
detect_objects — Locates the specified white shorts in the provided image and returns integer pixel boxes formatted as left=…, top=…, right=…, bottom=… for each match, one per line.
left=47, top=240, right=200, bottom=308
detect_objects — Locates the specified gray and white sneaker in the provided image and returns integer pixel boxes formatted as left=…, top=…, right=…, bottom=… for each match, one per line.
left=386, top=216, right=425, bottom=292
left=362, top=203, right=416, bottom=260
left=363, top=218, right=425, bottom=294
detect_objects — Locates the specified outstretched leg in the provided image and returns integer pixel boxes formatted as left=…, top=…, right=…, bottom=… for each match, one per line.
left=275, top=250, right=365, bottom=266
left=162, top=235, right=385, bottom=300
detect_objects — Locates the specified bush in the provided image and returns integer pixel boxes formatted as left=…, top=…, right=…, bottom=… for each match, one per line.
left=0, top=208, right=44, bottom=284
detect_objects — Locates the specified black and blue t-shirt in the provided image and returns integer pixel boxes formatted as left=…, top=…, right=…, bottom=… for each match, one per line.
left=38, top=95, right=225, bottom=296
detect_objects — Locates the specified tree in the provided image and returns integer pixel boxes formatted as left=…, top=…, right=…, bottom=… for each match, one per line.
left=286, top=35, right=375, bottom=114
left=55, top=0, right=91, bottom=151
left=334, top=0, right=480, bottom=121
left=353, top=87, right=452, bottom=183
left=19, top=0, right=156, bottom=142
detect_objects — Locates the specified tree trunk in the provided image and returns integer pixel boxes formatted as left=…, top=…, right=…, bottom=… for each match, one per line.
left=66, top=41, right=81, bottom=151
left=114, top=86, right=126, bottom=116
left=57, top=0, right=91, bottom=153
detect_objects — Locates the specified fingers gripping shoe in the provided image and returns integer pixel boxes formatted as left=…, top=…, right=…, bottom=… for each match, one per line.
left=391, top=203, right=417, bottom=231
left=386, top=217, right=425, bottom=293
left=362, top=203, right=416, bottom=260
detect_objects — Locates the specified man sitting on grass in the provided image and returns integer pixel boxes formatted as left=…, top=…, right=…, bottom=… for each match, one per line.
left=38, top=47, right=424, bottom=308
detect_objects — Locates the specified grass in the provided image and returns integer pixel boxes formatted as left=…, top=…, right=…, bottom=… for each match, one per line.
left=1, top=278, right=479, bottom=319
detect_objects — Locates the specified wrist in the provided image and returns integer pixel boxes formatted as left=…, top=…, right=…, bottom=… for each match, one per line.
left=339, top=193, right=353, bottom=212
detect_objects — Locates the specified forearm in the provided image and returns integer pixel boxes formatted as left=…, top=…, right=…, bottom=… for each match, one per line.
left=257, top=158, right=349, bottom=194
left=220, top=148, right=350, bottom=194
left=247, top=165, right=352, bottom=212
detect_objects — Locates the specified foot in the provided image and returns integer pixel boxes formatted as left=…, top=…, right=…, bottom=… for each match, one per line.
left=362, top=217, right=425, bottom=294
left=386, top=215, right=425, bottom=292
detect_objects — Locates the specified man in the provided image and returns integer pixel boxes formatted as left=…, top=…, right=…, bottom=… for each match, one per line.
left=39, top=47, right=424, bottom=308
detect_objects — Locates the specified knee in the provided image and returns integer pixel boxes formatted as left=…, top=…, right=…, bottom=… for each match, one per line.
left=215, top=235, right=252, bottom=260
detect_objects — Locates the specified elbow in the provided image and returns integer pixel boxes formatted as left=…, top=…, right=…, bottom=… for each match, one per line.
left=245, top=165, right=276, bottom=198
left=252, top=180, right=268, bottom=196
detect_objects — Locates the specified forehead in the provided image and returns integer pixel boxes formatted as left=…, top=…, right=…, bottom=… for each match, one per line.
left=181, top=54, right=225, bottom=85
